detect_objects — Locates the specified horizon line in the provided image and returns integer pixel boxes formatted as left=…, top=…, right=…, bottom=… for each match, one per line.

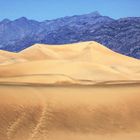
left=0, top=11, right=140, bottom=22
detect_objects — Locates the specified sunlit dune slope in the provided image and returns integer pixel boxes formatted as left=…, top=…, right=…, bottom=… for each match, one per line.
left=0, top=50, right=26, bottom=65
left=19, top=42, right=139, bottom=64
left=0, top=41, right=140, bottom=84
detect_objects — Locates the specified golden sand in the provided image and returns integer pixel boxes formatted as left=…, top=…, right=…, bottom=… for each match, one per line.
left=0, top=41, right=140, bottom=140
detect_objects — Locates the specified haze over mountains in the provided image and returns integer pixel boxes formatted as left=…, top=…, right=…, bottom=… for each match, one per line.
left=0, top=11, right=140, bottom=58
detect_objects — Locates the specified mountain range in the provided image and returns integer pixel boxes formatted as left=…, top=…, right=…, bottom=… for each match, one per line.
left=0, top=11, right=140, bottom=58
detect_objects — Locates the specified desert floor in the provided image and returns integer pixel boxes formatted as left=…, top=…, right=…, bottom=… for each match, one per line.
left=0, top=83, right=140, bottom=140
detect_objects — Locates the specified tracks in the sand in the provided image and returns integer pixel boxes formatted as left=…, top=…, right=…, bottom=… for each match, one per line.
left=6, top=103, right=54, bottom=140
left=29, top=103, right=54, bottom=140
left=7, top=109, right=27, bottom=140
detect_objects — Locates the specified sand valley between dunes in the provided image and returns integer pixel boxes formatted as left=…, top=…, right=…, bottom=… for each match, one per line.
left=0, top=41, right=140, bottom=140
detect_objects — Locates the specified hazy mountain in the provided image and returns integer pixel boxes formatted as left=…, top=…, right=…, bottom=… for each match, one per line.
left=0, top=11, right=140, bottom=58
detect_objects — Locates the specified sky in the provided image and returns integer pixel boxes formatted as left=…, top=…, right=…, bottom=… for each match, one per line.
left=0, top=0, right=140, bottom=21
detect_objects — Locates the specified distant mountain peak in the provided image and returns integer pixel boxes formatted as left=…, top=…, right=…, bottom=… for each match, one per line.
left=15, top=17, right=28, bottom=22
left=86, top=11, right=101, bottom=17
left=0, top=18, right=11, bottom=24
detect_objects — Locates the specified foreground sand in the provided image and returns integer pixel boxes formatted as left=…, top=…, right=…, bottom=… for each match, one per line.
left=0, top=41, right=140, bottom=139
left=0, top=84, right=140, bottom=140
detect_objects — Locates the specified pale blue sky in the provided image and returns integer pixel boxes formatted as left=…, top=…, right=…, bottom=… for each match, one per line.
left=0, top=0, right=140, bottom=21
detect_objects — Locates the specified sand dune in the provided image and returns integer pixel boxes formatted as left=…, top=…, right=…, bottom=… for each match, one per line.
left=0, top=41, right=140, bottom=84
left=0, top=41, right=140, bottom=140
